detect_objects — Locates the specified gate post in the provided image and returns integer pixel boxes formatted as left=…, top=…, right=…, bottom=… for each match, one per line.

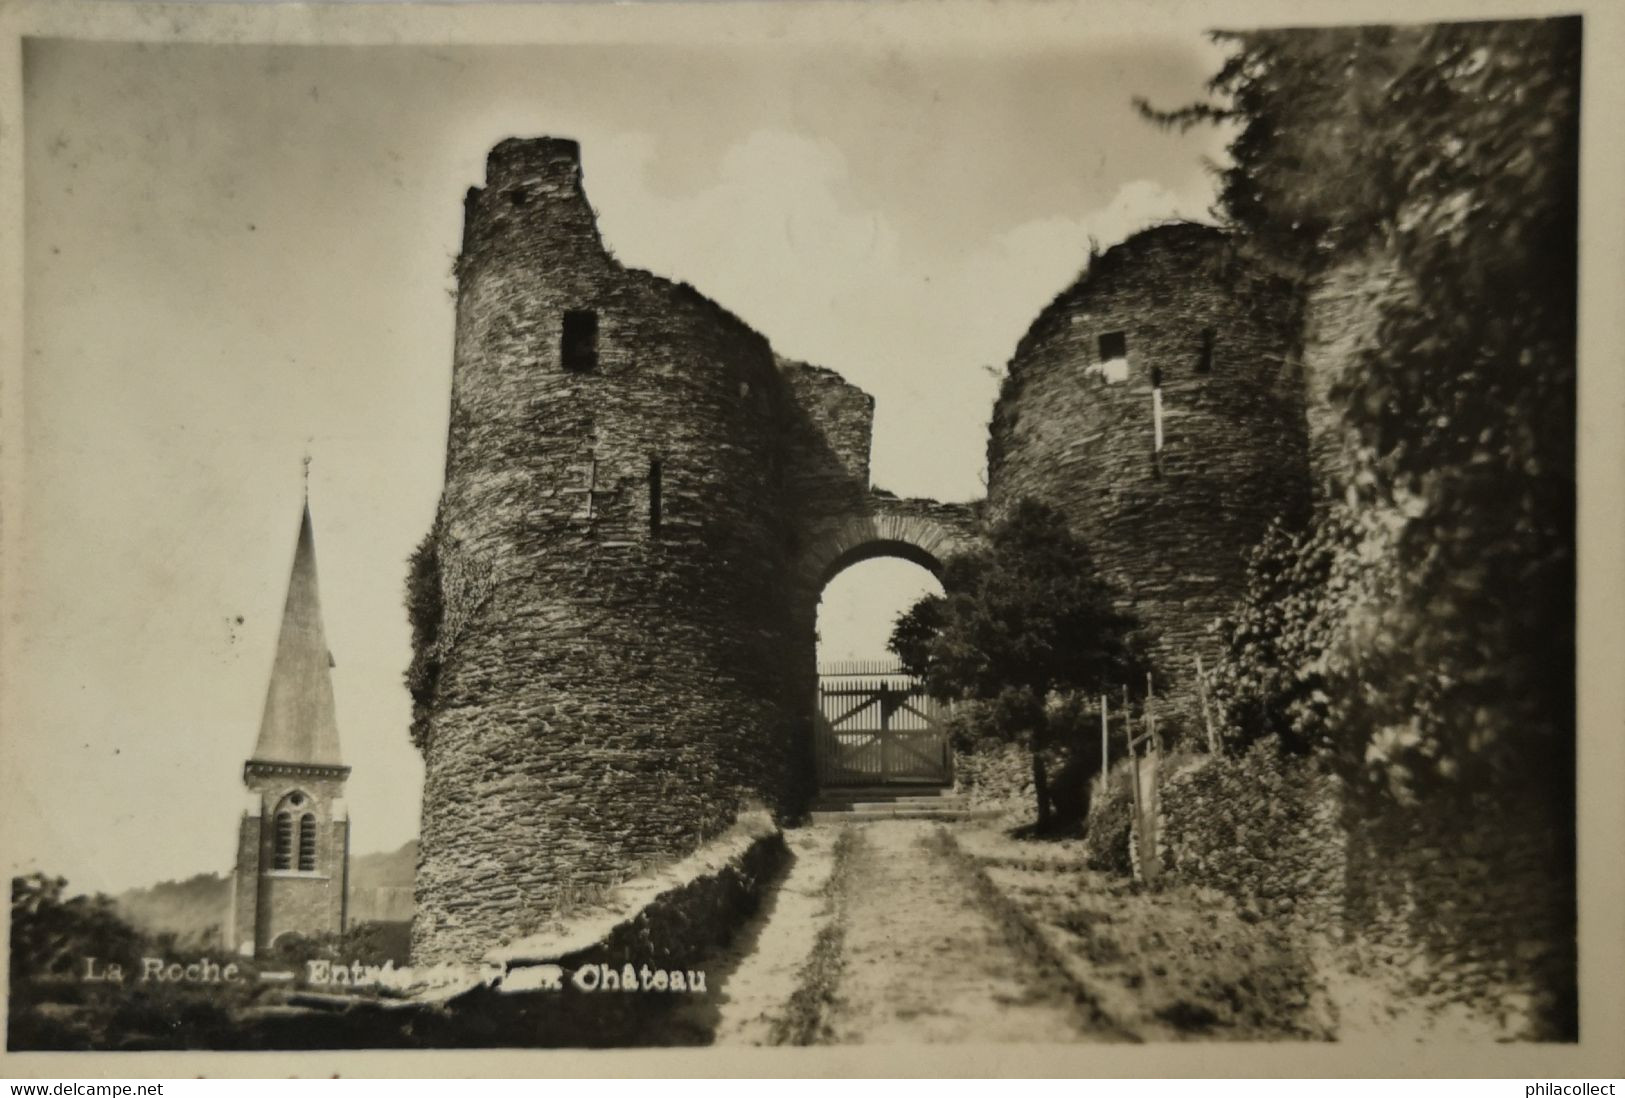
left=878, top=681, right=891, bottom=784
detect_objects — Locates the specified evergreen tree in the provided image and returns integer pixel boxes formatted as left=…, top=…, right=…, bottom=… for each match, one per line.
left=890, top=500, right=1150, bottom=828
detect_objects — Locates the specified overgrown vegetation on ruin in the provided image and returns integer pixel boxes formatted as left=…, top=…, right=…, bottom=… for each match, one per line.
left=1146, top=18, right=1579, bottom=807
left=403, top=521, right=442, bottom=753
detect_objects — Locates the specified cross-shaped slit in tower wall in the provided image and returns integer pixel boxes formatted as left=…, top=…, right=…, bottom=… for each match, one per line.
left=566, top=453, right=614, bottom=523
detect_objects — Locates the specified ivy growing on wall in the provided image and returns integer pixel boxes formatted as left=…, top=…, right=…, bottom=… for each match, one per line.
left=404, top=520, right=444, bottom=754
left=1148, top=18, right=1578, bottom=807
left=404, top=516, right=498, bottom=754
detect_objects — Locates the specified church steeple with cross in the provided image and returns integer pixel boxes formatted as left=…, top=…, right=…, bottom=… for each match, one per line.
left=226, top=486, right=351, bottom=957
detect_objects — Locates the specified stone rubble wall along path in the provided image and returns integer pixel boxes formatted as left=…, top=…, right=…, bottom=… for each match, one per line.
left=677, top=826, right=846, bottom=1046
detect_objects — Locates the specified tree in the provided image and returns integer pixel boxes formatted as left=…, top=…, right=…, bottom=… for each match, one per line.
left=10, top=874, right=143, bottom=985
left=889, top=500, right=1150, bottom=828
left=1142, top=18, right=1579, bottom=802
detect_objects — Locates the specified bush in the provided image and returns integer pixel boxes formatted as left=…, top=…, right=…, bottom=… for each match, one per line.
left=264, top=921, right=413, bottom=971
left=403, top=521, right=443, bottom=753
left=1083, top=758, right=1137, bottom=874
left=10, top=874, right=143, bottom=985
left=1208, top=508, right=1364, bottom=757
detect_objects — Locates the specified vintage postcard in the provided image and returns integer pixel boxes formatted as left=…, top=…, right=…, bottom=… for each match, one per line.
left=1, top=0, right=1621, bottom=1079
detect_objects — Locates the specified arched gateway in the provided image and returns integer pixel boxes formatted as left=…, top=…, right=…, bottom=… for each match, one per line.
left=410, top=138, right=1310, bottom=965
left=795, top=494, right=980, bottom=790
left=794, top=495, right=980, bottom=592
left=409, top=138, right=983, bottom=963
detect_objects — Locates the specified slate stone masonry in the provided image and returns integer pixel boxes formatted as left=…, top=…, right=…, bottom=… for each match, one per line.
left=986, top=224, right=1310, bottom=733
left=411, top=139, right=978, bottom=964
left=412, top=144, right=1375, bottom=966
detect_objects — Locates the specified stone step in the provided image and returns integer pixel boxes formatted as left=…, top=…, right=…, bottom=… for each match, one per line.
left=813, top=785, right=956, bottom=801
left=807, top=806, right=1001, bottom=825
left=814, top=797, right=970, bottom=812
left=809, top=785, right=973, bottom=819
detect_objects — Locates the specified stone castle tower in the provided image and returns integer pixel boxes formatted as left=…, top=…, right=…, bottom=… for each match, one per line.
left=409, top=138, right=977, bottom=963
left=228, top=500, right=351, bottom=956
left=411, top=138, right=805, bottom=964
left=987, top=223, right=1310, bottom=729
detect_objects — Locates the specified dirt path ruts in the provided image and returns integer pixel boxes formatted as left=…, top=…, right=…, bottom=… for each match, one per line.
left=819, top=820, right=1099, bottom=1045
left=691, top=827, right=844, bottom=1046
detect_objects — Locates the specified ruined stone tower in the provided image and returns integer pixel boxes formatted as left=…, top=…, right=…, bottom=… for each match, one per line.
left=411, top=138, right=803, bottom=964
left=986, top=223, right=1310, bottom=730
left=228, top=501, right=351, bottom=956
left=410, top=138, right=977, bottom=964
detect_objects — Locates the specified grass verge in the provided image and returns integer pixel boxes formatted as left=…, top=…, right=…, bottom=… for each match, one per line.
left=767, top=827, right=859, bottom=1046
left=928, top=826, right=1135, bottom=1041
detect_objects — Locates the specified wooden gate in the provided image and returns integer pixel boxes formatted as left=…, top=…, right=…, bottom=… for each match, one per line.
left=815, top=665, right=952, bottom=786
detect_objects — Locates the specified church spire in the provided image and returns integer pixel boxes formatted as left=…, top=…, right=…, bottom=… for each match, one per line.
left=250, top=499, right=343, bottom=767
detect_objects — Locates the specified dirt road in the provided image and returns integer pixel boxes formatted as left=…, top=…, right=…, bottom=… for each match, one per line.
left=814, top=820, right=1099, bottom=1044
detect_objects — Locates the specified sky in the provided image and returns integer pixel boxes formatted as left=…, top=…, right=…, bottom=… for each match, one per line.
left=12, top=33, right=1229, bottom=892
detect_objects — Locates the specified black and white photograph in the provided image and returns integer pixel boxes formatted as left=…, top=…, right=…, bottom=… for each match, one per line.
left=1, top=0, right=1620, bottom=1077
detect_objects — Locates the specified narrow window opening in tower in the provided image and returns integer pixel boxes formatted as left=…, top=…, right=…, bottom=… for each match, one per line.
left=273, top=812, right=294, bottom=871
left=561, top=310, right=598, bottom=372
left=298, top=814, right=317, bottom=872
left=648, top=459, right=663, bottom=538
left=1150, top=366, right=1164, bottom=388
left=1098, top=330, right=1127, bottom=362
left=508, top=189, right=529, bottom=208
left=1198, top=327, right=1216, bottom=373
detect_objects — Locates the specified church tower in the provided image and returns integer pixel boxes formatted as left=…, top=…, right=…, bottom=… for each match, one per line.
left=227, top=499, right=351, bottom=956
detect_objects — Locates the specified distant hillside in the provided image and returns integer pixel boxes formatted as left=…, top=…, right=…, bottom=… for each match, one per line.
left=113, top=840, right=417, bottom=939
left=349, top=839, right=416, bottom=923
left=115, top=872, right=230, bottom=943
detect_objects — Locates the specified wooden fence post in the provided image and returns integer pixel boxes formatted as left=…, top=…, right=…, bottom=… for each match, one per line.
left=1143, top=749, right=1161, bottom=885
left=1195, top=653, right=1221, bottom=755
left=1128, top=738, right=1143, bottom=820
left=1145, top=672, right=1157, bottom=755
left=1139, top=673, right=1162, bottom=884
left=1099, top=693, right=1109, bottom=798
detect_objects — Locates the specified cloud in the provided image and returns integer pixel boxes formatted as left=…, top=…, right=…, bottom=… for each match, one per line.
left=588, top=135, right=1215, bottom=501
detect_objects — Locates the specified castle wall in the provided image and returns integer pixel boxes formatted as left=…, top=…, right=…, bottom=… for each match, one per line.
left=1155, top=744, right=1575, bottom=1039
left=778, top=357, right=875, bottom=526
left=414, top=145, right=1286, bottom=967
left=1300, top=247, right=1409, bottom=499
left=413, top=139, right=806, bottom=964
left=986, top=224, right=1309, bottom=731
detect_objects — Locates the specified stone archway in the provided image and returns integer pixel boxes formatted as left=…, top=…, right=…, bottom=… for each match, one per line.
left=794, top=492, right=981, bottom=594
left=789, top=492, right=981, bottom=790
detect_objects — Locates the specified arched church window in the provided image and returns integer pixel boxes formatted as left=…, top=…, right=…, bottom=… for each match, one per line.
left=273, top=812, right=294, bottom=870
left=298, top=813, right=318, bottom=871
left=271, top=791, right=312, bottom=872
